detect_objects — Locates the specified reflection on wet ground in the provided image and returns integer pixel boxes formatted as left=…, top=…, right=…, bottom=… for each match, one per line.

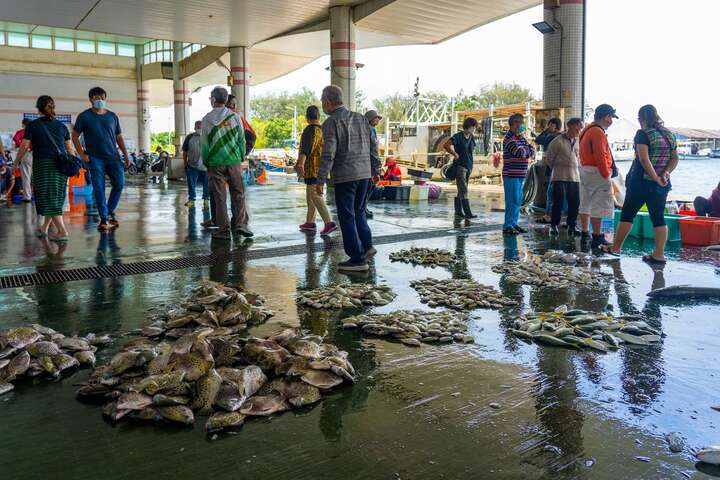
left=1, top=176, right=720, bottom=479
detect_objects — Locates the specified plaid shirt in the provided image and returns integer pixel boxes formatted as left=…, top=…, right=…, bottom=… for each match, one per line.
left=318, top=106, right=378, bottom=184
left=639, top=127, right=676, bottom=179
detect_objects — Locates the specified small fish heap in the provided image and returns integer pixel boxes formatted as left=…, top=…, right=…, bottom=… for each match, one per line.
left=389, top=247, right=459, bottom=268
left=76, top=281, right=355, bottom=433
left=541, top=250, right=595, bottom=266
left=510, top=308, right=663, bottom=352
left=491, top=255, right=610, bottom=289
left=340, top=310, right=474, bottom=346
left=411, top=278, right=515, bottom=310
left=0, top=325, right=111, bottom=395
left=296, top=283, right=395, bottom=310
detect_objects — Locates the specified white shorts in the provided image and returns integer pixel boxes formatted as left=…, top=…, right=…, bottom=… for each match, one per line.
left=579, top=166, right=614, bottom=218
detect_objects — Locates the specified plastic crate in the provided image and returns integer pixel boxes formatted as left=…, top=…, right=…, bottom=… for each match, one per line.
left=678, top=209, right=696, bottom=216
left=71, top=185, right=93, bottom=196
left=678, top=216, right=720, bottom=246
left=640, top=213, right=682, bottom=242
left=382, top=185, right=410, bottom=201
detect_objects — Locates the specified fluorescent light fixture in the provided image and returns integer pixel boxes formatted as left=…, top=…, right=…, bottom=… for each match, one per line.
left=532, top=21, right=557, bottom=34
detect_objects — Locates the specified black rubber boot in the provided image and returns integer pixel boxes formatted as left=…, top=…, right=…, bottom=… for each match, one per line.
left=454, top=198, right=464, bottom=218
left=461, top=199, right=478, bottom=219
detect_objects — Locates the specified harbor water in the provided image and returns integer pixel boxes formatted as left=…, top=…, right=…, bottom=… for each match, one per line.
left=617, top=158, right=720, bottom=201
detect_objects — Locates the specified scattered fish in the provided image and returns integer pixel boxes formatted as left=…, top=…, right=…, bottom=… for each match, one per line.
left=389, top=247, right=459, bottom=267
left=411, top=278, right=514, bottom=311
left=296, top=283, right=395, bottom=310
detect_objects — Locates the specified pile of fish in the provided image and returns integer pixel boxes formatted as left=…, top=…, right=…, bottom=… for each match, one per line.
left=389, top=247, right=459, bottom=267
left=0, top=325, right=112, bottom=395
left=75, top=281, right=355, bottom=433
left=296, top=283, right=395, bottom=310
left=541, top=250, right=595, bottom=266
left=340, top=310, right=474, bottom=346
left=509, top=308, right=663, bottom=352
left=491, top=255, right=611, bottom=289
left=410, top=278, right=515, bottom=310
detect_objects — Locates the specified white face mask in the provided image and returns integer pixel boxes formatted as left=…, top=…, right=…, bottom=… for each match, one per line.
left=195, top=127, right=201, bottom=134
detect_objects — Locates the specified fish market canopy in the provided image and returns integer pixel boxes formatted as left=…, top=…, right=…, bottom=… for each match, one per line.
left=0, top=0, right=540, bottom=86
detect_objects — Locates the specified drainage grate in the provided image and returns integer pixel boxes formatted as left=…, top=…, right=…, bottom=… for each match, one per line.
left=0, top=223, right=503, bottom=289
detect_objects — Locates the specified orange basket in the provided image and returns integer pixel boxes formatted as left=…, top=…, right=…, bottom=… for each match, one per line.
left=678, top=216, right=720, bottom=246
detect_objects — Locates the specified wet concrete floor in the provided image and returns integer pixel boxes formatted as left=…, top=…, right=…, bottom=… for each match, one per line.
left=1, top=176, right=720, bottom=479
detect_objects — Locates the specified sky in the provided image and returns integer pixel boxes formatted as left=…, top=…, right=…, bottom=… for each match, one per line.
left=153, top=0, right=720, bottom=138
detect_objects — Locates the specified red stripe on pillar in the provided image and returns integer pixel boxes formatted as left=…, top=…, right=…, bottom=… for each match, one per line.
left=137, top=89, right=149, bottom=93
left=230, top=66, right=247, bottom=72
left=331, top=59, right=355, bottom=67
left=331, top=41, right=356, bottom=50
left=137, top=96, right=149, bottom=101
left=174, top=89, right=189, bottom=94
left=233, top=80, right=248, bottom=85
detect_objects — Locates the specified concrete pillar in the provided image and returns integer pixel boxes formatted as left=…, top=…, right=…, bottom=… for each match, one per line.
left=172, top=41, right=190, bottom=155
left=135, top=45, right=151, bottom=154
left=329, top=5, right=356, bottom=110
left=229, top=46, right=250, bottom=119
left=542, top=0, right=585, bottom=119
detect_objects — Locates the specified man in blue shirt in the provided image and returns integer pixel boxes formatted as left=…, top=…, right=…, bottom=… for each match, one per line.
left=72, top=86, right=129, bottom=232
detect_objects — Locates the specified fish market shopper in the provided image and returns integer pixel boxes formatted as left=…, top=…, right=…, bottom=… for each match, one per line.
left=201, top=87, right=252, bottom=241
left=536, top=117, right=562, bottom=224
left=296, top=105, right=337, bottom=235
left=694, top=181, right=720, bottom=218
left=72, top=86, right=130, bottom=232
left=13, top=118, right=33, bottom=202
left=16, top=95, right=78, bottom=241
left=603, top=105, right=678, bottom=264
left=545, top=118, right=584, bottom=236
left=182, top=120, right=209, bottom=208
left=444, top=117, right=479, bottom=220
left=579, top=104, right=617, bottom=247
left=364, top=109, right=383, bottom=219
left=500, top=113, right=535, bottom=235
left=316, top=85, right=376, bottom=272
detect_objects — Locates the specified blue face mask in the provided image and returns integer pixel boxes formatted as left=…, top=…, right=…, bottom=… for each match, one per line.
left=93, top=99, right=106, bottom=110
left=518, top=125, right=526, bottom=134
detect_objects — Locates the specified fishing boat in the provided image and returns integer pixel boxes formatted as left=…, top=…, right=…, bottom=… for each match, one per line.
left=710, top=149, right=720, bottom=158
left=678, top=153, right=710, bottom=160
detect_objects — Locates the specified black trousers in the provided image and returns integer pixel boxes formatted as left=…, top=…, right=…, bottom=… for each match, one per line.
left=551, top=181, right=580, bottom=229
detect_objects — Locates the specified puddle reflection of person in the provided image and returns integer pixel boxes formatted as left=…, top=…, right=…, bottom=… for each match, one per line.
left=449, top=234, right=471, bottom=279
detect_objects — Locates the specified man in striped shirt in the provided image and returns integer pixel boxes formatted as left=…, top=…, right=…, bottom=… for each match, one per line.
left=500, top=113, right=535, bottom=235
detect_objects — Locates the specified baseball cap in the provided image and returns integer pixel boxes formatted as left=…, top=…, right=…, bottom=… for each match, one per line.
left=595, top=104, right=618, bottom=119
left=364, top=110, right=382, bottom=122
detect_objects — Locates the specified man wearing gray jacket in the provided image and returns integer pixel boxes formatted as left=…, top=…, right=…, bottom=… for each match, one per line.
left=316, top=85, right=379, bottom=272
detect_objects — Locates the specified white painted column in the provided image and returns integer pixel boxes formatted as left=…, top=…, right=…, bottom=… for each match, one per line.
left=135, top=45, right=151, bottom=154
left=229, top=46, right=250, bottom=120
left=329, top=5, right=356, bottom=110
left=172, top=41, right=190, bottom=155
left=542, top=0, right=585, bottom=119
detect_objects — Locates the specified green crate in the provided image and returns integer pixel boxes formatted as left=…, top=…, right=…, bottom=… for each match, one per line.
left=641, top=213, right=682, bottom=242
left=614, top=210, right=644, bottom=237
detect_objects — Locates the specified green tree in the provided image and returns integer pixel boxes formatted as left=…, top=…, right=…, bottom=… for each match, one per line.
left=456, top=82, right=536, bottom=111
left=263, top=118, right=294, bottom=147
left=150, top=131, right=175, bottom=155
left=251, top=87, right=320, bottom=121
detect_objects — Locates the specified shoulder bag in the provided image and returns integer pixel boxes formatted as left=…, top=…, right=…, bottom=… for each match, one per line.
left=38, top=119, right=83, bottom=177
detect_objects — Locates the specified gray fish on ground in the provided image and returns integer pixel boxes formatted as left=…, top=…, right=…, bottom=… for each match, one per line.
left=647, top=285, right=720, bottom=299
left=26, top=341, right=61, bottom=357
left=533, top=335, right=571, bottom=348
left=696, top=447, right=720, bottom=465
left=206, top=411, right=246, bottom=431
left=102, top=400, right=132, bottom=421
left=116, top=392, right=154, bottom=411
left=0, top=382, right=14, bottom=395
left=214, top=383, right=245, bottom=412
left=74, top=350, right=97, bottom=366
left=300, top=370, right=343, bottom=389
left=152, top=394, right=190, bottom=406
left=52, top=353, right=80, bottom=372
left=109, top=351, right=140, bottom=375
left=4, top=351, right=31, bottom=380
left=129, top=407, right=163, bottom=422
left=60, top=337, right=91, bottom=352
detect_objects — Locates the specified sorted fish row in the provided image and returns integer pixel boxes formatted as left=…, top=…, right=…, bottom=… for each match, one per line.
left=509, top=307, right=663, bottom=352
left=491, top=255, right=611, bottom=289
left=0, top=325, right=112, bottom=395
left=389, top=247, right=459, bottom=267
left=296, top=283, right=396, bottom=310
left=541, top=250, right=595, bottom=266
left=340, top=310, right=474, bottom=347
left=76, top=281, right=355, bottom=433
left=411, top=278, right=515, bottom=311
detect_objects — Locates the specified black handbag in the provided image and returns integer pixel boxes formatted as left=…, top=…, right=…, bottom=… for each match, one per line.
left=443, top=160, right=458, bottom=180
left=38, top=119, right=83, bottom=177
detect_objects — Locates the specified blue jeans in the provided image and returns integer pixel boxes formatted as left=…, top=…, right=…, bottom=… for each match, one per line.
left=503, top=176, right=523, bottom=229
left=88, top=156, right=125, bottom=222
left=334, top=179, right=373, bottom=263
left=186, top=168, right=209, bottom=201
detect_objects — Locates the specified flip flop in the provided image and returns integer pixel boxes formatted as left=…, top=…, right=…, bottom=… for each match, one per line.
left=598, top=245, right=620, bottom=257
left=642, top=254, right=666, bottom=265
left=35, top=230, right=48, bottom=238
left=49, top=236, right=69, bottom=243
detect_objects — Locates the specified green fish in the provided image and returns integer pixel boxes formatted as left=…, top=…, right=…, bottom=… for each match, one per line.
left=52, top=353, right=80, bottom=373
left=614, top=332, right=650, bottom=346
left=533, top=334, right=571, bottom=348
left=511, top=329, right=534, bottom=340
left=205, top=411, right=246, bottom=432
left=152, top=394, right=190, bottom=406
left=583, top=339, right=608, bottom=353
left=74, top=351, right=97, bottom=366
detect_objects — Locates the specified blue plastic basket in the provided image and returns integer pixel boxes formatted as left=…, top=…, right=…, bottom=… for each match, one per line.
left=72, top=185, right=93, bottom=196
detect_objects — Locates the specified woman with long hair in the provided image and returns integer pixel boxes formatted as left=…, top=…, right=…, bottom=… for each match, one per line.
left=603, top=105, right=679, bottom=263
left=15, top=95, right=77, bottom=241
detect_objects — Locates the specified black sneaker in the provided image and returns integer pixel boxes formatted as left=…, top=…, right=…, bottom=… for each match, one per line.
left=568, top=227, right=582, bottom=237
left=591, top=234, right=610, bottom=247
left=580, top=231, right=591, bottom=243
left=549, top=225, right=559, bottom=235
left=366, top=210, right=374, bottom=219
left=503, top=228, right=519, bottom=236
left=338, top=260, right=369, bottom=272
left=212, top=231, right=231, bottom=241
left=234, top=226, right=254, bottom=238
left=513, top=225, right=527, bottom=234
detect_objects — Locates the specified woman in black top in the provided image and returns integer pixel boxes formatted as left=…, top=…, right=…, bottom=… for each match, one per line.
left=15, top=95, right=77, bottom=241
left=444, top=117, right=479, bottom=220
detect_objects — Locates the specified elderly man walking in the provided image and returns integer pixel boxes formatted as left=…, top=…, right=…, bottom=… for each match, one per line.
left=579, top=104, right=617, bottom=247
left=316, top=85, right=377, bottom=272
left=201, top=87, right=252, bottom=241
left=545, top=118, right=584, bottom=236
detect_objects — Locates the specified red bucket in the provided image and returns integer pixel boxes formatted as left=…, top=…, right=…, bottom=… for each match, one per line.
left=678, top=216, right=720, bottom=246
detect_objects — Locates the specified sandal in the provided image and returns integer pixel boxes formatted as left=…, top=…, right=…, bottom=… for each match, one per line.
left=642, top=254, right=666, bottom=265
left=35, top=229, right=48, bottom=238
left=49, top=236, right=69, bottom=243
left=599, top=245, right=621, bottom=257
